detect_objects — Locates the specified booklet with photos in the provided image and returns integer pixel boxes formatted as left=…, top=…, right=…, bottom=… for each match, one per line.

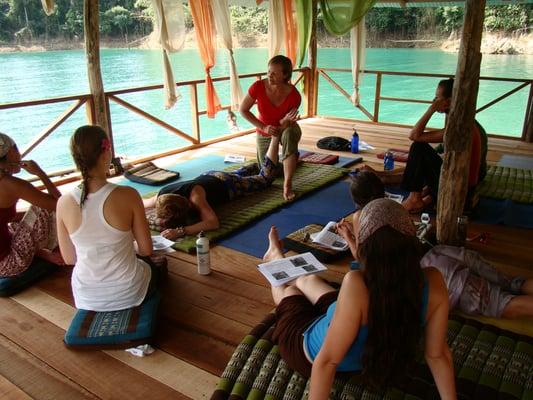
left=312, top=221, right=349, bottom=251
left=257, top=252, right=328, bottom=287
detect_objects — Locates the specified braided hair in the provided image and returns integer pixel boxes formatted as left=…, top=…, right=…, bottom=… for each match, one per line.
left=69, top=125, right=109, bottom=208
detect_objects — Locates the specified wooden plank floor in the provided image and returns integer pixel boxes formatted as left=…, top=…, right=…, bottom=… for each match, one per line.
left=1, top=117, right=533, bottom=399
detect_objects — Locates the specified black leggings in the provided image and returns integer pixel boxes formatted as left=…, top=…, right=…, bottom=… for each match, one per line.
left=401, top=142, right=443, bottom=198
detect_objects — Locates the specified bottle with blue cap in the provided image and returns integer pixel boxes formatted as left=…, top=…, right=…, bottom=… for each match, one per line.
left=383, top=151, right=394, bottom=171
left=350, top=128, right=359, bottom=153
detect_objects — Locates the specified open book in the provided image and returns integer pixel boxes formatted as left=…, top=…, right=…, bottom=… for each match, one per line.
left=312, top=221, right=349, bottom=251
left=257, top=252, right=328, bottom=287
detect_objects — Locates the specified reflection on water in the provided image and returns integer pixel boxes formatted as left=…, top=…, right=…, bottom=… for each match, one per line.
left=0, top=48, right=530, bottom=173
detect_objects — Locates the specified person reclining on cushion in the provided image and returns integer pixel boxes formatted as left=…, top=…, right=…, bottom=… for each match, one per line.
left=401, top=78, right=487, bottom=213
left=143, top=135, right=281, bottom=241
left=264, top=199, right=455, bottom=398
left=56, top=125, right=160, bottom=312
left=337, top=169, right=533, bottom=320
left=240, top=55, right=301, bottom=202
left=0, top=132, right=63, bottom=278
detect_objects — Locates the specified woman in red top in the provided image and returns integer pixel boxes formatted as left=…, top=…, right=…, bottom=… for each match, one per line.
left=0, top=133, right=62, bottom=277
left=240, top=55, right=302, bottom=201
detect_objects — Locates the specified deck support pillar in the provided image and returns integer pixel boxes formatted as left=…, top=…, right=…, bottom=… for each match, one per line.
left=305, top=0, right=318, bottom=117
left=84, top=0, right=111, bottom=137
left=523, top=84, right=533, bottom=142
left=436, top=0, right=485, bottom=245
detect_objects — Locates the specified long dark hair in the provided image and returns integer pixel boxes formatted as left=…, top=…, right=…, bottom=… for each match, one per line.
left=349, top=170, right=385, bottom=209
left=358, top=225, right=425, bottom=388
left=70, top=125, right=109, bottom=208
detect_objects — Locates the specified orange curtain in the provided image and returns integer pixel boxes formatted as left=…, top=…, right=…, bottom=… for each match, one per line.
left=189, top=0, right=221, bottom=118
left=283, top=0, right=297, bottom=66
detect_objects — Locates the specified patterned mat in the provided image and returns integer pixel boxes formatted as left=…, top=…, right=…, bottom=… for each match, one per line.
left=211, top=313, right=533, bottom=400
left=478, top=165, right=533, bottom=203
left=164, top=163, right=347, bottom=253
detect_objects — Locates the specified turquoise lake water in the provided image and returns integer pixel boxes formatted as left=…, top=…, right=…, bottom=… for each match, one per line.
left=0, top=48, right=531, bottom=173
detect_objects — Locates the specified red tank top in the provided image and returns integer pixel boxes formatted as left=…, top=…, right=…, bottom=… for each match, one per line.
left=0, top=204, right=16, bottom=260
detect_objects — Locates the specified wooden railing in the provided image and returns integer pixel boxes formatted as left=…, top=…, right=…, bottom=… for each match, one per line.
left=317, top=68, right=533, bottom=141
left=0, top=68, right=307, bottom=182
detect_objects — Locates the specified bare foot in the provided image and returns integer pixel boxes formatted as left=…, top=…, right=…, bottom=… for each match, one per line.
left=263, top=226, right=285, bottom=262
left=283, top=186, right=295, bottom=202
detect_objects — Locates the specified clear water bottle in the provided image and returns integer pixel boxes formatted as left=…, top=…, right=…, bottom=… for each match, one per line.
left=196, top=231, right=211, bottom=275
left=383, top=151, right=394, bottom=171
left=457, top=215, right=468, bottom=245
left=351, top=129, right=359, bottom=154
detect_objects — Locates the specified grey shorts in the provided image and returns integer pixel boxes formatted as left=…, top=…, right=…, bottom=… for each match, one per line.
left=458, top=274, right=516, bottom=318
left=256, top=124, right=302, bottom=165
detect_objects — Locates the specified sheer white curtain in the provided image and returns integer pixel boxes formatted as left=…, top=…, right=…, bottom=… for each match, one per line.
left=350, top=17, right=366, bottom=106
left=152, top=0, right=186, bottom=109
left=268, top=0, right=285, bottom=58
left=212, top=0, right=244, bottom=111
left=41, top=0, right=55, bottom=15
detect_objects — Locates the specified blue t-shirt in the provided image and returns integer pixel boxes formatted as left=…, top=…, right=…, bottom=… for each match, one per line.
left=303, top=282, right=429, bottom=372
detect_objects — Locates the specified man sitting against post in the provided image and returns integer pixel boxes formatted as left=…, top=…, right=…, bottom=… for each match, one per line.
left=401, top=78, right=487, bottom=213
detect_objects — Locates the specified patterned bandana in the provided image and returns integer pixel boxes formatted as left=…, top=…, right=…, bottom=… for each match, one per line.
left=357, top=198, right=416, bottom=245
left=0, top=132, right=15, bottom=159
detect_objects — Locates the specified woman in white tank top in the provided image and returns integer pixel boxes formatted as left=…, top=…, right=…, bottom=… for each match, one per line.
left=56, top=126, right=153, bottom=311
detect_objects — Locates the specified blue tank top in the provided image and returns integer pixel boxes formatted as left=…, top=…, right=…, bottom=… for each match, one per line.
left=303, top=281, right=429, bottom=372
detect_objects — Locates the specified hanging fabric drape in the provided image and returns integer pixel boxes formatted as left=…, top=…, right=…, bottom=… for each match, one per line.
left=189, top=0, right=221, bottom=118
left=152, top=0, right=186, bottom=109
left=350, top=18, right=366, bottom=106
left=282, top=0, right=297, bottom=66
left=319, top=0, right=376, bottom=36
left=295, top=0, right=312, bottom=67
left=212, top=0, right=243, bottom=111
left=268, top=0, right=285, bottom=59
left=41, top=0, right=55, bottom=15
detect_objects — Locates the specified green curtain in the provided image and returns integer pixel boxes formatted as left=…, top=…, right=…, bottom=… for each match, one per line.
left=295, top=0, right=312, bottom=67
left=319, top=0, right=377, bottom=36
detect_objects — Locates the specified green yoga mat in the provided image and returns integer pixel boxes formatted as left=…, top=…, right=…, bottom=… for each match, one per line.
left=478, top=165, right=533, bottom=203
left=169, top=163, right=347, bottom=253
left=211, top=314, right=533, bottom=400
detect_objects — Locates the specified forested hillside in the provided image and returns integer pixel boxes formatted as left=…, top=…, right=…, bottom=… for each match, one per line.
left=0, top=1, right=530, bottom=48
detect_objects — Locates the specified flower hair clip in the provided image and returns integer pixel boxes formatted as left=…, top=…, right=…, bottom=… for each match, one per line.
left=101, top=138, right=111, bottom=152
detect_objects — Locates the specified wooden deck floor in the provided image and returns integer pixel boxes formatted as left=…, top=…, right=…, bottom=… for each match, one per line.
left=1, top=117, right=533, bottom=400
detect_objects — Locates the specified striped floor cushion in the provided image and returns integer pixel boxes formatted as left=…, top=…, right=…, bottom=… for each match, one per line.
left=64, top=292, right=161, bottom=349
left=478, top=166, right=533, bottom=203
left=0, top=257, right=58, bottom=297
left=211, top=314, right=533, bottom=400
left=169, top=163, right=347, bottom=253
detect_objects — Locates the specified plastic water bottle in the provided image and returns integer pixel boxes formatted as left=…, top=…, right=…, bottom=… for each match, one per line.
left=196, top=231, right=211, bottom=275
left=351, top=129, right=359, bottom=154
left=383, top=151, right=394, bottom=171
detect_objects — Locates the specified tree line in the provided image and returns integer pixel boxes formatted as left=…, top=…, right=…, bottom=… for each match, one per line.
left=0, top=1, right=530, bottom=44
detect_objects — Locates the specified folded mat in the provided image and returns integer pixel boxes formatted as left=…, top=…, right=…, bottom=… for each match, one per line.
left=219, top=180, right=354, bottom=258
left=211, top=313, right=533, bottom=400
left=477, top=165, right=533, bottom=204
left=0, top=257, right=58, bottom=297
left=124, top=161, right=180, bottom=186
left=169, top=163, right=347, bottom=253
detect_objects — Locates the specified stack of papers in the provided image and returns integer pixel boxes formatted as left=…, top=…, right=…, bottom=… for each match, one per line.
left=152, top=235, right=175, bottom=251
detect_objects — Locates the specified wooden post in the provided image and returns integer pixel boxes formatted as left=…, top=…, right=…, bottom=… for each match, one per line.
left=436, top=0, right=485, bottom=245
left=306, top=0, right=318, bottom=117
left=84, top=0, right=111, bottom=137
left=523, top=83, right=533, bottom=142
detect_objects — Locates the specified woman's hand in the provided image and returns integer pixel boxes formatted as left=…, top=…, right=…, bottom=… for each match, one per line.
left=263, top=125, right=281, bottom=137
left=431, top=97, right=450, bottom=113
left=20, top=160, right=44, bottom=177
left=336, top=220, right=354, bottom=241
left=161, top=227, right=185, bottom=241
left=280, top=108, right=299, bottom=126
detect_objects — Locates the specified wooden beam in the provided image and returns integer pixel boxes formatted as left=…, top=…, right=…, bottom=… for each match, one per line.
left=437, top=0, right=486, bottom=245
left=306, top=0, right=318, bottom=117
left=523, top=83, right=533, bottom=142
left=83, top=0, right=110, bottom=134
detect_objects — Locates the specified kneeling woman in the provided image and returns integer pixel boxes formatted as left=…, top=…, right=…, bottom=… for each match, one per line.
left=264, top=199, right=455, bottom=399
left=144, top=136, right=280, bottom=241
left=0, top=133, right=61, bottom=277
left=56, top=126, right=154, bottom=312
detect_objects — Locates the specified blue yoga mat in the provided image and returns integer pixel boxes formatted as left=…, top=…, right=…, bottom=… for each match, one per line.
left=116, top=154, right=227, bottom=196
left=472, top=197, right=533, bottom=229
left=218, top=180, right=355, bottom=258
left=497, top=155, right=533, bottom=170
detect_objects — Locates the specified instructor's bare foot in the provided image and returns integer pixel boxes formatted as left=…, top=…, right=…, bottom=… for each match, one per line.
left=283, top=185, right=295, bottom=202
left=263, top=226, right=285, bottom=262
